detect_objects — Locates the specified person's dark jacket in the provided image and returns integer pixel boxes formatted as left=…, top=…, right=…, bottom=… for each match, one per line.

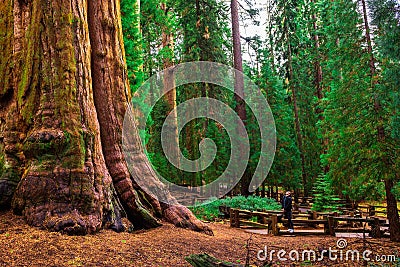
left=282, top=195, right=293, bottom=211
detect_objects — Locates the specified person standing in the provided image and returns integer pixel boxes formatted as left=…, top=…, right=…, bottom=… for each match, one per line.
left=282, top=191, right=294, bottom=233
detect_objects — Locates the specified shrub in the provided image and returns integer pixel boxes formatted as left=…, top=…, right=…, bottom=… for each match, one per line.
left=190, top=195, right=281, bottom=221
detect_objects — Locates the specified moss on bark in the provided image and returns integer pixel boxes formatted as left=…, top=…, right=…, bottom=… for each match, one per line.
left=0, top=0, right=13, bottom=98
left=1, top=0, right=211, bottom=236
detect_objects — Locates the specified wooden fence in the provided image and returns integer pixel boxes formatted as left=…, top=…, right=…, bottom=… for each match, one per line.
left=228, top=208, right=330, bottom=235
left=228, top=207, right=389, bottom=238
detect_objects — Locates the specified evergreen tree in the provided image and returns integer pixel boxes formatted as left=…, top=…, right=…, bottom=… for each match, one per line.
left=368, top=0, right=400, bottom=241
left=271, top=0, right=323, bottom=196
left=257, top=49, right=302, bottom=193
left=174, top=0, right=232, bottom=189
left=121, top=0, right=144, bottom=93
left=312, top=175, right=341, bottom=212
left=319, top=0, right=399, bottom=241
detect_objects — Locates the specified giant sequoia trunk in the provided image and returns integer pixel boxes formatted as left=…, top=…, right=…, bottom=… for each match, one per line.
left=0, top=0, right=211, bottom=236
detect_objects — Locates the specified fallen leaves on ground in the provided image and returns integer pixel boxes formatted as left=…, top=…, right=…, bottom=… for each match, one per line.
left=0, top=211, right=399, bottom=266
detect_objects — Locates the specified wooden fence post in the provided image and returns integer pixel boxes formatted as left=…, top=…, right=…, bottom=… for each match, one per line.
left=261, top=214, right=267, bottom=225
left=312, top=211, right=317, bottom=220
left=371, top=217, right=381, bottom=238
left=328, top=216, right=335, bottom=236
left=323, top=216, right=329, bottom=234
left=271, top=214, right=279, bottom=235
left=234, top=209, right=240, bottom=228
left=230, top=208, right=234, bottom=227
left=369, top=206, right=375, bottom=216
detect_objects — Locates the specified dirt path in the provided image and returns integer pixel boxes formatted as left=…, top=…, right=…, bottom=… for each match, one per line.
left=0, top=211, right=399, bottom=266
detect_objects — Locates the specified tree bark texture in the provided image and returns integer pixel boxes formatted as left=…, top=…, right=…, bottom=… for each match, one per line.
left=385, top=179, right=400, bottom=241
left=359, top=0, right=399, bottom=242
left=231, top=0, right=250, bottom=196
left=0, top=0, right=211, bottom=236
left=285, top=23, right=308, bottom=197
left=160, top=2, right=180, bottom=170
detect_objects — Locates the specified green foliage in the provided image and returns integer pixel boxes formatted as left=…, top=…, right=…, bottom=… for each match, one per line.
left=312, top=175, right=341, bottom=212
left=319, top=0, right=399, bottom=202
left=0, top=151, right=4, bottom=178
left=141, top=0, right=233, bottom=187
left=267, top=0, right=323, bottom=194
left=141, top=0, right=177, bottom=76
left=190, top=196, right=281, bottom=221
left=121, top=0, right=144, bottom=93
left=256, top=50, right=302, bottom=191
left=146, top=98, right=179, bottom=183
left=368, top=0, right=400, bottom=159
left=175, top=0, right=231, bottom=63
left=393, top=182, right=400, bottom=200
left=320, top=0, right=377, bottom=200
left=119, top=0, right=400, bottom=208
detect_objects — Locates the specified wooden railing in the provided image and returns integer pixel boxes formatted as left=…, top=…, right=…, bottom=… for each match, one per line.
left=228, top=207, right=389, bottom=238
left=327, top=216, right=388, bottom=237
left=228, top=208, right=330, bottom=235
left=356, top=204, right=400, bottom=217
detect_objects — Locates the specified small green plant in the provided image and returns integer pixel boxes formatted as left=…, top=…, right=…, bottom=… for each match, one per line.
left=312, top=175, right=342, bottom=212
left=67, top=257, right=83, bottom=266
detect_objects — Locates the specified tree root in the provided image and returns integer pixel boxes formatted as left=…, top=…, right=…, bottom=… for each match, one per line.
left=162, top=204, right=214, bottom=236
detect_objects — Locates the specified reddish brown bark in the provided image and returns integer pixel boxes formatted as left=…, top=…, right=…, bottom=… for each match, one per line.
left=385, top=179, right=400, bottom=242
left=231, top=0, right=250, bottom=196
left=6, top=0, right=123, bottom=234
left=0, top=0, right=211, bottom=236
left=160, top=2, right=176, bottom=109
left=359, top=0, right=400, bottom=242
left=311, top=0, right=323, bottom=101
left=357, top=0, right=399, bottom=241
left=160, top=2, right=180, bottom=170
left=311, top=0, right=328, bottom=173
left=360, top=0, right=376, bottom=76
left=285, top=23, right=308, bottom=197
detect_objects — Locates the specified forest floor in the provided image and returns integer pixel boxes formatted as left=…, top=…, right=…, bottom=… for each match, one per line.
left=0, top=211, right=399, bottom=267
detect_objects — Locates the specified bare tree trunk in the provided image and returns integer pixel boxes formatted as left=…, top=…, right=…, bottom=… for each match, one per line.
left=360, top=0, right=376, bottom=76
left=231, top=0, right=250, bottom=196
left=311, top=0, right=328, bottom=174
left=266, top=0, right=276, bottom=69
left=359, top=0, right=399, bottom=242
left=88, top=0, right=161, bottom=229
left=0, top=0, right=211, bottom=236
left=285, top=24, right=308, bottom=197
left=312, top=8, right=323, bottom=101
left=385, top=179, right=400, bottom=241
left=311, top=0, right=323, bottom=107
left=160, top=3, right=180, bottom=171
